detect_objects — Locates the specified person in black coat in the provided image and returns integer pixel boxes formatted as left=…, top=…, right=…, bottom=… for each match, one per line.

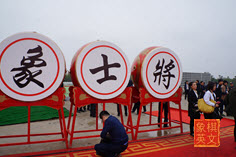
left=199, top=81, right=206, bottom=98
left=188, top=82, right=201, bottom=137
left=215, top=79, right=224, bottom=116
left=225, top=87, right=236, bottom=142
left=184, top=81, right=190, bottom=100
left=196, top=80, right=201, bottom=96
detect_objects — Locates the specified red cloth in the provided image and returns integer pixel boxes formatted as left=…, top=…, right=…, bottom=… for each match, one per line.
left=145, top=108, right=235, bottom=128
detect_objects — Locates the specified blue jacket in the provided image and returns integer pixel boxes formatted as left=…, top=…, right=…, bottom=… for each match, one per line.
left=101, top=115, right=128, bottom=145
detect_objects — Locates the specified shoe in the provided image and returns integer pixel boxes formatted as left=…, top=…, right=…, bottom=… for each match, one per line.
left=190, top=133, right=194, bottom=137
left=90, top=114, right=96, bottom=117
left=125, top=113, right=128, bottom=116
left=117, top=114, right=120, bottom=116
left=142, top=111, right=146, bottom=113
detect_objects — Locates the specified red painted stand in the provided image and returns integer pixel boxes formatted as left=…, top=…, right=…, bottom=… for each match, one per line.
left=0, top=88, right=68, bottom=148
left=67, top=86, right=134, bottom=147
left=131, top=87, right=183, bottom=140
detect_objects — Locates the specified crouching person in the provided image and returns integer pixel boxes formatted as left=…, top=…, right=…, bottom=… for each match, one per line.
left=95, top=111, right=128, bottom=157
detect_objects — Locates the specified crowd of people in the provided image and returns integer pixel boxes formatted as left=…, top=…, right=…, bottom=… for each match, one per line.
left=185, top=79, right=234, bottom=116
left=185, top=79, right=236, bottom=139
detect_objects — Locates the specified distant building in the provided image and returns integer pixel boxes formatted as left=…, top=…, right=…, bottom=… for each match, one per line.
left=181, top=72, right=211, bottom=87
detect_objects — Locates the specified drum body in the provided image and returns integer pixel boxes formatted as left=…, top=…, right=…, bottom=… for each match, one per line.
left=131, top=46, right=182, bottom=99
left=131, top=47, right=159, bottom=89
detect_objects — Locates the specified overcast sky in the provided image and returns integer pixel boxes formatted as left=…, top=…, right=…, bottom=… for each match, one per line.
left=0, top=0, right=235, bottom=78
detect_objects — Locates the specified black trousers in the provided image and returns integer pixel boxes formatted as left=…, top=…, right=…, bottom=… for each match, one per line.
left=132, top=101, right=146, bottom=114
left=219, top=99, right=224, bottom=114
left=204, top=108, right=222, bottom=119
left=95, top=139, right=128, bottom=157
left=158, top=102, right=168, bottom=123
left=204, top=112, right=216, bottom=119
left=190, top=112, right=201, bottom=134
left=185, top=90, right=189, bottom=100
left=117, top=104, right=127, bottom=116
left=90, top=103, right=97, bottom=117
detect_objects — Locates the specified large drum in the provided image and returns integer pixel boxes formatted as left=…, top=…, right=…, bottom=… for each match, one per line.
left=131, top=46, right=182, bottom=99
left=0, top=32, right=66, bottom=101
left=70, top=41, right=130, bottom=100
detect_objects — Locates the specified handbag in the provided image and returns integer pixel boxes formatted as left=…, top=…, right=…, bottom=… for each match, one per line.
left=198, top=98, right=216, bottom=113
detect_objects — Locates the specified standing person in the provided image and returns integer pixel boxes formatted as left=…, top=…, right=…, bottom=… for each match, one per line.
left=215, top=79, right=224, bottom=116
left=188, top=82, right=200, bottom=137
left=225, top=87, right=236, bottom=142
left=131, top=101, right=139, bottom=114
left=221, top=80, right=229, bottom=99
left=221, top=80, right=229, bottom=113
left=95, top=111, right=128, bottom=157
left=200, top=81, right=206, bottom=98
left=90, top=103, right=97, bottom=117
left=142, top=105, right=147, bottom=113
left=184, top=81, right=190, bottom=100
left=229, top=82, right=234, bottom=92
left=158, top=102, right=169, bottom=127
left=87, top=104, right=91, bottom=111
left=203, top=82, right=221, bottom=119
left=117, top=104, right=127, bottom=116
left=224, top=80, right=229, bottom=94
left=132, top=101, right=146, bottom=114
left=196, top=80, right=201, bottom=96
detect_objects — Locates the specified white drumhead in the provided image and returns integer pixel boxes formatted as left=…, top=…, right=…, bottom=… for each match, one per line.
left=141, top=47, right=182, bottom=99
left=0, top=32, right=66, bottom=101
left=75, top=41, right=130, bottom=99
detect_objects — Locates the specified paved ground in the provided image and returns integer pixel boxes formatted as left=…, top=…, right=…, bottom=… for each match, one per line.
left=0, top=95, right=232, bottom=156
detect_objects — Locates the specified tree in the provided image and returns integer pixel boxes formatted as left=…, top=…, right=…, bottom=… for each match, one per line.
left=211, top=75, right=217, bottom=83
left=64, top=73, right=72, bottom=82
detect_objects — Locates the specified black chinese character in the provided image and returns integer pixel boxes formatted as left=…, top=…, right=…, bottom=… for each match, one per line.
left=89, top=54, right=121, bottom=84
left=11, top=45, right=47, bottom=88
left=153, top=59, right=175, bottom=89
